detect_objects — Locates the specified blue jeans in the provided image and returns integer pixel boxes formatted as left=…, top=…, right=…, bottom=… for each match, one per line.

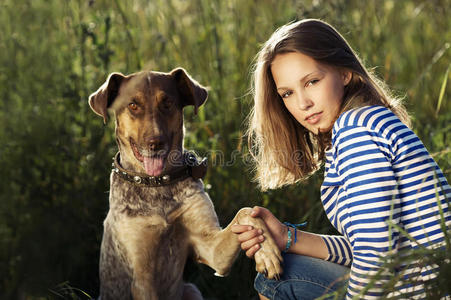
left=254, top=254, right=350, bottom=300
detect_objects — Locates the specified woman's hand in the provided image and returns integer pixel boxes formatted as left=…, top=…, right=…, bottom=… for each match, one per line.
left=231, top=206, right=287, bottom=258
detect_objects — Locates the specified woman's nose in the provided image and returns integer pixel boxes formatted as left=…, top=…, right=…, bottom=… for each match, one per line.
left=296, top=93, right=313, bottom=110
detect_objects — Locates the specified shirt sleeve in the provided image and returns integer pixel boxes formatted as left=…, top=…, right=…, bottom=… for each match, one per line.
left=334, top=125, right=401, bottom=299
left=321, top=234, right=353, bottom=267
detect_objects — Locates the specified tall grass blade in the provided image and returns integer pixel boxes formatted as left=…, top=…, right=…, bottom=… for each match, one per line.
left=436, top=64, right=450, bottom=116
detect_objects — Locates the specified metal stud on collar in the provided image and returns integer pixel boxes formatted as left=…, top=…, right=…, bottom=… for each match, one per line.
left=162, top=175, right=170, bottom=183
left=133, top=176, right=142, bottom=184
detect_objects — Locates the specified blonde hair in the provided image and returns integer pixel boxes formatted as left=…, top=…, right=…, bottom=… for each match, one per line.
left=247, top=19, right=410, bottom=191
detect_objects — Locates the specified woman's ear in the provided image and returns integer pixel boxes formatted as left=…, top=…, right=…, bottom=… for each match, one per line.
left=342, top=70, right=352, bottom=86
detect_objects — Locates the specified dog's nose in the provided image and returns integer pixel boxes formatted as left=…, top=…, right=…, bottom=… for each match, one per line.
left=147, top=136, right=165, bottom=151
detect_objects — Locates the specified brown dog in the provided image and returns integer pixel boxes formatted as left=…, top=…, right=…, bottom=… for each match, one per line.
left=89, top=68, right=282, bottom=300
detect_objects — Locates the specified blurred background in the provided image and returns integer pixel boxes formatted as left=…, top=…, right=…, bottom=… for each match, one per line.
left=0, top=0, right=449, bottom=299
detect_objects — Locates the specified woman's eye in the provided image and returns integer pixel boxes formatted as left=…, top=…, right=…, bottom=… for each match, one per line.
left=128, top=102, right=138, bottom=110
left=281, top=91, right=292, bottom=98
left=306, top=79, right=319, bottom=87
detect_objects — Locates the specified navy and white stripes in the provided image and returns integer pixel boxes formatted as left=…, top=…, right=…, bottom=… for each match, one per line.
left=320, top=106, right=450, bottom=299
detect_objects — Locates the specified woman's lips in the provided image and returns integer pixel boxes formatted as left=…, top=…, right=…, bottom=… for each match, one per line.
left=305, top=112, right=322, bottom=125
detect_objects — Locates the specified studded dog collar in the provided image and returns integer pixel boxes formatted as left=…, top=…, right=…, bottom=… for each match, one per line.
left=112, top=151, right=207, bottom=187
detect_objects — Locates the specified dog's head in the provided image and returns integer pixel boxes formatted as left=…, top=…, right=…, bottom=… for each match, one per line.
left=89, top=68, right=208, bottom=176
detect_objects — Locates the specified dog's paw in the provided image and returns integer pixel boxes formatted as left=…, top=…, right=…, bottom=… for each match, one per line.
left=253, top=225, right=283, bottom=280
left=236, top=207, right=283, bottom=279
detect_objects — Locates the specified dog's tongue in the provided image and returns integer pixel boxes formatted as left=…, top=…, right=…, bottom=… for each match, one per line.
left=143, top=156, right=164, bottom=176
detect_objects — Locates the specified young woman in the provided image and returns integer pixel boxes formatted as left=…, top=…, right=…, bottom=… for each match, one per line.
left=232, top=19, right=450, bottom=299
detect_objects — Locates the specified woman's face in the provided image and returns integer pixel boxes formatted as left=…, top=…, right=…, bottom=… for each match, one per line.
left=270, top=52, right=351, bottom=134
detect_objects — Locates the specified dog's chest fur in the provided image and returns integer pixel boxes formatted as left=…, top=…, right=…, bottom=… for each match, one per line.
left=100, top=172, right=203, bottom=299
left=109, top=172, right=184, bottom=218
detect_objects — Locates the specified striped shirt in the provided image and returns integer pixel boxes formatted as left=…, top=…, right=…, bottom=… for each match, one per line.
left=320, top=105, right=451, bottom=299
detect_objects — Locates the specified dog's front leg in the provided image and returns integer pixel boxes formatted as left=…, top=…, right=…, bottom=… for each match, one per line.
left=113, top=216, right=162, bottom=300
left=180, top=191, right=282, bottom=279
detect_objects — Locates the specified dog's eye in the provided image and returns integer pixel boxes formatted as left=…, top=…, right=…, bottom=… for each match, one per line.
left=128, top=103, right=138, bottom=110
left=161, top=98, right=174, bottom=110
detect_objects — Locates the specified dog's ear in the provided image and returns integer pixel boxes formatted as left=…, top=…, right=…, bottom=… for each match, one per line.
left=88, top=72, right=125, bottom=124
left=171, top=68, right=208, bottom=115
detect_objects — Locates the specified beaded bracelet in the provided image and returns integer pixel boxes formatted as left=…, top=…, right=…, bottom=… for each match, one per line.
left=283, top=222, right=307, bottom=252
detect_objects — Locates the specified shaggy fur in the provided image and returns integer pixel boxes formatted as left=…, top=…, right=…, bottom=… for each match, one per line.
left=89, top=68, right=282, bottom=300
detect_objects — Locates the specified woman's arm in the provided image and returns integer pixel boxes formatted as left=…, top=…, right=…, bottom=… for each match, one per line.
left=231, top=206, right=329, bottom=260
left=232, top=206, right=354, bottom=268
left=286, top=229, right=329, bottom=259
